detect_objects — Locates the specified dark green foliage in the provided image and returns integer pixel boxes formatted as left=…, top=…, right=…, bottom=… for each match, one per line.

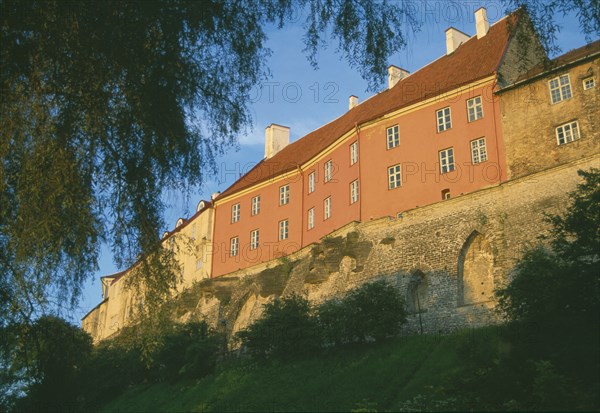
left=496, top=169, right=600, bottom=328
left=318, top=280, right=407, bottom=345
left=482, top=168, right=600, bottom=411
left=78, top=340, right=146, bottom=410
left=236, top=295, right=321, bottom=360
left=338, top=280, right=407, bottom=342
left=149, top=322, right=223, bottom=382
left=0, top=316, right=93, bottom=412
left=237, top=281, right=407, bottom=359
left=77, top=320, right=223, bottom=411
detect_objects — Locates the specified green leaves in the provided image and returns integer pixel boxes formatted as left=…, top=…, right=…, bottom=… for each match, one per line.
left=496, top=168, right=600, bottom=326
left=236, top=280, right=408, bottom=359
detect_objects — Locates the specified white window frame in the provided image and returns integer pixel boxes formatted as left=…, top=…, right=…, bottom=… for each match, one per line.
left=279, top=219, right=289, bottom=240
left=230, top=237, right=239, bottom=257
left=350, top=179, right=359, bottom=204
left=467, top=96, right=483, bottom=122
left=231, top=203, right=240, bottom=223
left=279, top=184, right=289, bottom=205
left=556, top=120, right=580, bottom=145
left=251, top=195, right=260, bottom=216
left=350, top=141, right=359, bottom=165
left=308, top=171, right=316, bottom=193
left=548, top=74, right=572, bottom=104
left=583, top=77, right=595, bottom=90
left=324, top=197, right=331, bottom=220
left=307, top=208, right=315, bottom=230
left=436, top=107, right=452, bottom=132
left=250, top=229, right=259, bottom=250
left=439, top=147, right=455, bottom=174
left=324, top=160, right=333, bottom=182
left=386, top=125, right=400, bottom=149
left=470, top=138, right=487, bottom=164
left=388, top=164, right=401, bottom=189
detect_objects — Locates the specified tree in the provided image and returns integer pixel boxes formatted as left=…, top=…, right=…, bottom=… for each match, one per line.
left=1, top=0, right=597, bottom=327
left=0, top=316, right=93, bottom=412
left=496, top=169, right=600, bottom=326
left=0, top=0, right=421, bottom=327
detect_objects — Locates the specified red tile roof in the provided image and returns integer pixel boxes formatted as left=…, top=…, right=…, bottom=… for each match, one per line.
left=217, top=12, right=519, bottom=200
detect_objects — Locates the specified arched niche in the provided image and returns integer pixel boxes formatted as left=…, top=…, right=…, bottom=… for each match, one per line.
left=406, top=270, right=428, bottom=314
left=458, top=231, right=495, bottom=306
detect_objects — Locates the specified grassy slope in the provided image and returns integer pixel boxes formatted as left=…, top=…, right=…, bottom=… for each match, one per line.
left=101, top=328, right=504, bottom=412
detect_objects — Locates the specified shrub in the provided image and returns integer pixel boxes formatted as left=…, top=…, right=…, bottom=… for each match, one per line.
left=318, top=280, right=407, bottom=344
left=236, top=295, right=321, bottom=360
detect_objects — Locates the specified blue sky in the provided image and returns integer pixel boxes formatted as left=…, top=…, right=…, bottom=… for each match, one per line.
left=73, top=2, right=597, bottom=323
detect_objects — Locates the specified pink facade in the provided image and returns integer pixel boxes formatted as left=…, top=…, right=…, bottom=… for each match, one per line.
left=360, top=83, right=507, bottom=219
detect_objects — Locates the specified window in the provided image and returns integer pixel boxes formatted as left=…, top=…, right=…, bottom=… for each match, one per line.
left=231, top=203, right=240, bottom=223
left=191, top=224, right=196, bottom=240
left=308, top=171, right=316, bottom=193
left=556, top=120, right=580, bottom=145
left=251, top=195, right=260, bottom=216
left=308, top=208, right=315, bottom=230
left=388, top=164, right=402, bottom=189
left=583, top=77, right=595, bottom=90
left=350, top=180, right=359, bottom=204
left=386, top=125, right=399, bottom=149
left=279, top=219, right=289, bottom=240
left=324, top=197, right=331, bottom=220
left=195, top=259, right=203, bottom=271
left=549, top=74, right=572, bottom=104
left=439, top=148, right=455, bottom=174
left=324, top=160, right=333, bottom=182
left=279, top=184, right=289, bottom=205
left=467, top=96, right=483, bottom=122
left=230, top=237, right=239, bottom=257
left=470, top=138, right=487, bottom=164
left=436, top=107, right=452, bottom=132
left=250, top=229, right=259, bottom=250
left=350, top=141, right=359, bottom=165
left=442, top=189, right=451, bottom=200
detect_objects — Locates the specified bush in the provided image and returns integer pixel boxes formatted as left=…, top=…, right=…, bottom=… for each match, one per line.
left=149, top=321, right=222, bottom=382
left=319, top=280, right=407, bottom=344
left=236, top=295, right=321, bottom=360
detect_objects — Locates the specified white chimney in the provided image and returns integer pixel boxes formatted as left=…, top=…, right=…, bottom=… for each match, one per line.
left=264, top=124, right=290, bottom=159
left=349, top=95, right=359, bottom=110
left=475, top=7, right=489, bottom=39
left=388, top=65, right=410, bottom=89
left=445, top=27, right=470, bottom=55
left=211, top=191, right=220, bottom=201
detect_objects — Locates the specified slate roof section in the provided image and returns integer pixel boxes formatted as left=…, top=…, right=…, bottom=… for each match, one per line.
left=217, top=12, right=519, bottom=200
left=510, top=39, right=600, bottom=85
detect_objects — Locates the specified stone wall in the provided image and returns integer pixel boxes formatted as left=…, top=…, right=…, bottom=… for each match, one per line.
left=173, top=156, right=598, bottom=340
left=500, top=56, right=600, bottom=180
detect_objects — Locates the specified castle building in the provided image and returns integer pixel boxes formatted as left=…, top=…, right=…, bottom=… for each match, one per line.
left=82, top=7, right=600, bottom=342
left=210, top=7, right=543, bottom=277
left=82, top=200, right=214, bottom=340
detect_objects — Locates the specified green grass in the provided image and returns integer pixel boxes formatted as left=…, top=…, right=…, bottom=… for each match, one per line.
left=100, top=327, right=507, bottom=412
